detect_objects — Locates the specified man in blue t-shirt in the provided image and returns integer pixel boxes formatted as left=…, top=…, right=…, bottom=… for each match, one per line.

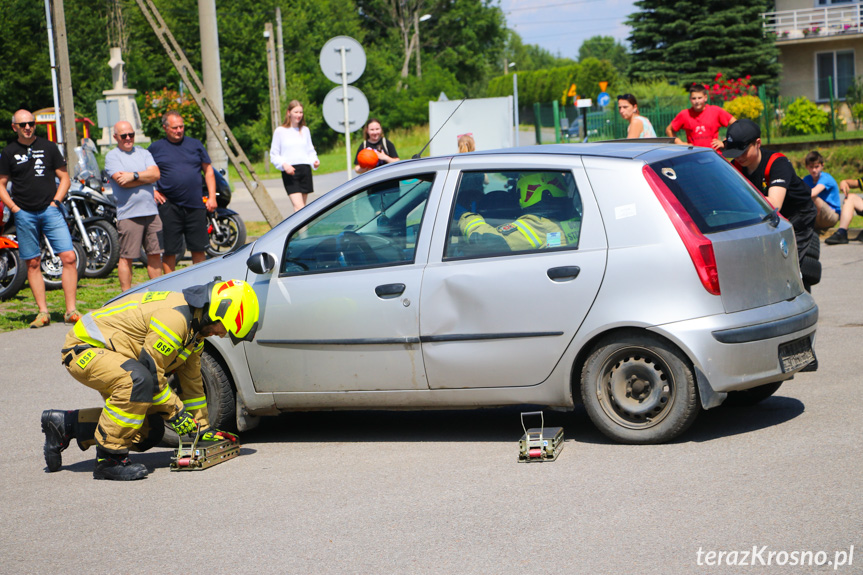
left=803, top=150, right=841, bottom=232
left=147, top=110, right=216, bottom=273
left=105, top=121, right=163, bottom=291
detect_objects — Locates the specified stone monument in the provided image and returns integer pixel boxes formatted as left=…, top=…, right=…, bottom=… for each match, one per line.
left=96, top=46, right=150, bottom=152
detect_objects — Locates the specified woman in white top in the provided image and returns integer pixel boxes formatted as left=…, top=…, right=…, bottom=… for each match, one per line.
left=270, top=100, right=320, bottom=211
left=617, top=94, right=656, bottom=139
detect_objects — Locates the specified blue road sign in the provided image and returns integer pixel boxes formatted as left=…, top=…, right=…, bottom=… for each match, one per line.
left=597, top=92, right=611, bottom=107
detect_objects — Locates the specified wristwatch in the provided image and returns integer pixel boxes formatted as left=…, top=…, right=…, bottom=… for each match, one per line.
left=133, top=172, right=139, bottom=181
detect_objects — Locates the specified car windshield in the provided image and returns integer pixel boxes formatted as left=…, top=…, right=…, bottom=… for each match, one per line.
left=648, top=152, right=773, bottom=234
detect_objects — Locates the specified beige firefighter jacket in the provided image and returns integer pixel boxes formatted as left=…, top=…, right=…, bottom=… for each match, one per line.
left=64, top=291, right=208, bottom=415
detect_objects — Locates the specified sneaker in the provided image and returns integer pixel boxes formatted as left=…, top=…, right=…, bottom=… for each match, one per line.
left=29, top=311, right=50, bottom=329
left=93, top=453, right=149, bottom=481
left=41, top=410, right=71, bottom=472
left=855, top=231, right=863, bottom=243
left=64, top=310, right=81, bottom=324
left=825, top=229, right=848, bottom=245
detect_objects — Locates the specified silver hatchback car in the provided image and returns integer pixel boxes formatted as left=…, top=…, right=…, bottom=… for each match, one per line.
left=118, top=143, right=817, bottom=444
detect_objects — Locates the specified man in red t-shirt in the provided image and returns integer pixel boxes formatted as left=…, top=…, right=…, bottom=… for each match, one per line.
left=665, top=84, right=736, bottom=150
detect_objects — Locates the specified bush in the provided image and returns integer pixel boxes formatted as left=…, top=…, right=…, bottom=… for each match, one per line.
left=139, top=88, right=206, bottom=142
left=782, top=97, right=829, bottom=135
left=723, top=95, right=764, bottom=120
left=612, top=79, right=689, bottom=110
left=852, top=103, right=863, bottom=129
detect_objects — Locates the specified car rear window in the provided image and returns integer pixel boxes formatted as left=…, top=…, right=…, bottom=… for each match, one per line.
left=649, top=152, right=773, bottom=234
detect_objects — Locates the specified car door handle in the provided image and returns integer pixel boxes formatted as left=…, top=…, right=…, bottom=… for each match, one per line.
left=375, top=283, right=406, bottom=298
left=547, top=266, right=580, bottom=282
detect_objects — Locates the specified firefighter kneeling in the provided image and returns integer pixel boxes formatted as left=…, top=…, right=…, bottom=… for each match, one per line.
left=41, top=279, right=260, bottom=481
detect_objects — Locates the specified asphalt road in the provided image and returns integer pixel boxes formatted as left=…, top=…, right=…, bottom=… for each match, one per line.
left=1, top=243, right=861, bottom=574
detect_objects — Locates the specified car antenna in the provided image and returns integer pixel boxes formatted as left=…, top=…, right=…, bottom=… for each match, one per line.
left=412, top=96, right=468, bottom=159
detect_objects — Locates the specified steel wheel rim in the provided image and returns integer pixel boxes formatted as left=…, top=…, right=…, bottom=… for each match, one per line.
left=596, top=346, right=675, bottom=430
left=85, top=227, right=110, bottom=271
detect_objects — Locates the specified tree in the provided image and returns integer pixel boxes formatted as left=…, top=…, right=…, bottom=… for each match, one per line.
left=578, top=36, right=629, bottom=73
left=627, top=0, right=780, bottom=91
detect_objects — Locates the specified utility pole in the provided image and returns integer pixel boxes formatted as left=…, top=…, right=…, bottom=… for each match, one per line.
left=414, top=12, right=421, bottom=78
left=265, top=23, right=281, bottom=132
left=275, top=7, right=286, bottom=94
left=48, top=0, right=77, bottom=163
left=198, top=0, right=227, bottom=172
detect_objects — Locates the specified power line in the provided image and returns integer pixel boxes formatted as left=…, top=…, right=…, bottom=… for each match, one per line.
left=505, top=0, right=603, bottom=12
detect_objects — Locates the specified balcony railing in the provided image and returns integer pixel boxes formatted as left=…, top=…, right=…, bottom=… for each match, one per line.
left=762, top=5, right=863, bottom=40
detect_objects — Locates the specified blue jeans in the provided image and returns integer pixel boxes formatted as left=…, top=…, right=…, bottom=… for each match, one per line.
left=14, top=206, right=74, bottom=261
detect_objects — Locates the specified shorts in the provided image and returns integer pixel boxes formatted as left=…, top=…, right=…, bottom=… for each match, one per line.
left=118, top=214, right=164, bottom=259
left=814, top=200, right=840, bottom=231
left=281, top=164, right=314, bottom=196
left=14, top=205, right=74, bottom=261
left=157, top=201, right=209, bottom=256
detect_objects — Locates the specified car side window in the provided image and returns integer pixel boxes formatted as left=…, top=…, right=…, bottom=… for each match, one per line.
left=445, top=170, right=582, bottom=259
left=281, top=174, right=434, bottom=275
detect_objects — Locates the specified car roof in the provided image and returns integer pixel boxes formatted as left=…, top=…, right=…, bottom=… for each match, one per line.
left=406, top=142, right=712, bottom=167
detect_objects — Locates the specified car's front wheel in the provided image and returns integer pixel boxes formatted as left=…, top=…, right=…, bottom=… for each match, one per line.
left=581, top=333, right=699, bottom=444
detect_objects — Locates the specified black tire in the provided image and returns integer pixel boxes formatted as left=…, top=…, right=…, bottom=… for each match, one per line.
left=723, top=382, right=783, bottom=406
left=41, top=240, right=86, bottom=290
left=800, top=255, right=821, bottom=288
left=580, top=333, right=700, bottom=444
left=206, top=213, right=246, bottom=258
left=81, top=220, right=120, bottom=278
left=161, top=349, right=237, bottom=447
left=0, top=247, right=27, bottom=300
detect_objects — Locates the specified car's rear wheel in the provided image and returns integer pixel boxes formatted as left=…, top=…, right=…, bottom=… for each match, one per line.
left=581, top=333, right=699, bottom=444
left=723, top=382, right=783, bottom=406
left=162, top=350, right=237, bottom=447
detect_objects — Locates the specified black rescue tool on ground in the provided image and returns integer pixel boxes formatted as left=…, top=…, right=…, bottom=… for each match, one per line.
left=170, top=423, right=240, bottom=471
left=518, top=411, right=564, bottom=462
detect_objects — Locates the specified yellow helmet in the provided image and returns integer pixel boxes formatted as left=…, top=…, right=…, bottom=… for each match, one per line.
left=208, top=280, right=260, bottom=345
left=517, top=172, right=568, bottom=209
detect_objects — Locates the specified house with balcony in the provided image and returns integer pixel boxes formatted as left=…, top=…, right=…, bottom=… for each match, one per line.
left=763, top=0, right=863, bottom=113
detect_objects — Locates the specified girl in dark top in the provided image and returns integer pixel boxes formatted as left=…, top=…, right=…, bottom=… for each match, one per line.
left=354, top=119, right=399, bottom=174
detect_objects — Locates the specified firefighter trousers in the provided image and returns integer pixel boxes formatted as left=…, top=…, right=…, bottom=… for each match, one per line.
left=61, top=345, right=185, bottom=454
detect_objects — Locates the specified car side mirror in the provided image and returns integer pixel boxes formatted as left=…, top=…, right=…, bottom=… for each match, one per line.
left=247, top=252, right=276, bottom=275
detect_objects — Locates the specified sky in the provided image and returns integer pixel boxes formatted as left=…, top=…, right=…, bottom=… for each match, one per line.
left=497, top=0, right=639, bottom=61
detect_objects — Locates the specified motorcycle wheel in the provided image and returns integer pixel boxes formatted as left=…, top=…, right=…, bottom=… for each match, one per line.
left=0, top=247, right=27, bottom=300
left=81, top=220, right=120, bottom=278
left=206, top=213, right=246, bottom=258
left=42, top=240, right=86, bottom=290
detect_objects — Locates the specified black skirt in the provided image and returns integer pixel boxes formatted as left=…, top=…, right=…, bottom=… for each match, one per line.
left=281, top=164, right=314, bottom=195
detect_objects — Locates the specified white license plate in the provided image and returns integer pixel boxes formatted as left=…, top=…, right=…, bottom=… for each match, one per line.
left=779, top=337, right=814, bottom=373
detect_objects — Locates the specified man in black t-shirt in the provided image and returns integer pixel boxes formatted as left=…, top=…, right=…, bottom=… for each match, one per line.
left=723, top=119, right=819, bottom=289
left=0, top=109, right=79, bottom=327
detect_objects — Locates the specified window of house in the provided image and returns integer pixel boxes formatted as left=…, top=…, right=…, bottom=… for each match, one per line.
left=816, top=0, right=856, bottom=6
left=816, top=50, right=855, bottom=101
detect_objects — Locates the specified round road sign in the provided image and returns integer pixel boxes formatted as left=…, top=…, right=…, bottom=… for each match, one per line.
left=322, top=86, right=369, bottom=134
left=319, top=36, right=366, bottom=85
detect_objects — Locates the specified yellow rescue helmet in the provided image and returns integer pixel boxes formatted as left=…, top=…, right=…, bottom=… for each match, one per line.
left=208, top=280, right=260, bottom=344
left=517, top=172, right=568, bottom=209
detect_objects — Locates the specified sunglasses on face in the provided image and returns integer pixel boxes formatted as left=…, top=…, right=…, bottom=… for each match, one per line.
left=15, top=121, right=36, bottom=128
left=117, top=133, right=135, bottom=140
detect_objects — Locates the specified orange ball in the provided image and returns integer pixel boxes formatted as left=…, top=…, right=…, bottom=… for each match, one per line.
left=357, top=148, right=379, bottom=170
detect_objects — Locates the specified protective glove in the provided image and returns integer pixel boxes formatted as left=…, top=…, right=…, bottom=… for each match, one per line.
left=199, top=429, right=238, bottom=443
left=168, top=410, right=198, bottom=436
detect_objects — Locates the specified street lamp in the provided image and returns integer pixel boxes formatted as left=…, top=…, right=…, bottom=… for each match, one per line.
left=415, top=13, right=432, bottom=78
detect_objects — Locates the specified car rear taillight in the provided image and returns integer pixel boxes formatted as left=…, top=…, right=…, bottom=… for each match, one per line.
left=643, top=165, right=720, bottom=295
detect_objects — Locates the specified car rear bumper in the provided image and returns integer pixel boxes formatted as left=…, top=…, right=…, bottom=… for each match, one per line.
left=651, top=295, right=818, bottom=393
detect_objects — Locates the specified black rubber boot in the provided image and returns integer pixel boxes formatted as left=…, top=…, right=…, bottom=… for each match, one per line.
left=93, top=447, right=149, bottom=481
left=41, top=410, right=74, bottom=472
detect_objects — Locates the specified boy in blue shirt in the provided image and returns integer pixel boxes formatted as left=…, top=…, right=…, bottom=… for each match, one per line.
left=803, top=151, right=841, bottom=232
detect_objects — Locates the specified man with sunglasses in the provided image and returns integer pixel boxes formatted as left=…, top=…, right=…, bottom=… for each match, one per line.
left=0, top=109, right=79, bottom=327
left=104, top=121, right=163, bottom=291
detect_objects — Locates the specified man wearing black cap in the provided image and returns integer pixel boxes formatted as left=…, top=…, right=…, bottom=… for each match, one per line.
left=723, top=119, right=819, bottom=290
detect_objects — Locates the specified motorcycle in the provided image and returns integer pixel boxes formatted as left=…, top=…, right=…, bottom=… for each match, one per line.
left=68, top=139, right=120, bottom=278
left=0, top=205, right=26, bottom=300
left=205, top=168, right=246, bottom=257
